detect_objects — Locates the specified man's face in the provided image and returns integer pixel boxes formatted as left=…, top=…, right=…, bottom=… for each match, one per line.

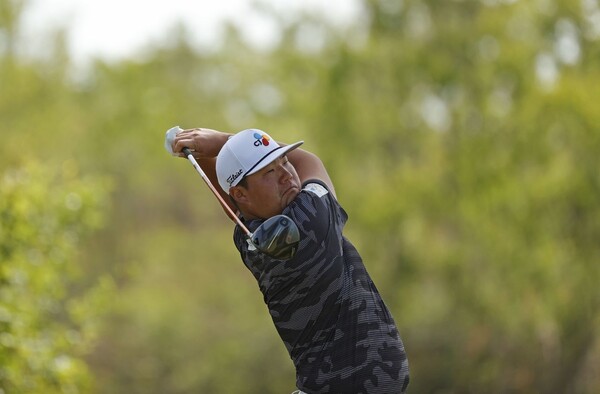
left=234, top=155, right=301, bottom=219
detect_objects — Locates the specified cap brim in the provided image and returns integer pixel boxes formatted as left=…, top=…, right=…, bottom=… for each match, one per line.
left=245, top=141, right=304, bottom=177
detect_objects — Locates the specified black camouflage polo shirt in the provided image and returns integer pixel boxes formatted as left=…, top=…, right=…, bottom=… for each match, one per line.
left=234, top=180, right=409, bottom=394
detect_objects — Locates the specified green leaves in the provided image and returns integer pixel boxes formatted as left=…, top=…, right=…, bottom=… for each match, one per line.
left=2, top=0, right=600, bottom=392
left=0, top=162, right=113, bottom=393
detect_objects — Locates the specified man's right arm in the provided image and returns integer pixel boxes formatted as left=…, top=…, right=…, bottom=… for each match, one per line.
left=287, top=148, right=337, bottom=199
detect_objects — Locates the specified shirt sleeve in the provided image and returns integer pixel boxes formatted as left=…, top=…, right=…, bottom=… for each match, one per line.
left=233, top=179, right=347, bottom=265
left=282, top=179, right=347, bottom=250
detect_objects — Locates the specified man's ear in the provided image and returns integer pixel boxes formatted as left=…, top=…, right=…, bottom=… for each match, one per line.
left=229, top=186, right=249, bottom=205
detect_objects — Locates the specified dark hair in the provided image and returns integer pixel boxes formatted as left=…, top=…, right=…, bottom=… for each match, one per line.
left=237, top=176, right=248, bottom=189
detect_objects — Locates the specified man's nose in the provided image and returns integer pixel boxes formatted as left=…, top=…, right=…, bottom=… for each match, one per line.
left=278, top=165, right=292, bottom=182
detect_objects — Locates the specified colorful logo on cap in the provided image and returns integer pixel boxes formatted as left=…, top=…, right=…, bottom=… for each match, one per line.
left=253, top=132, right=270, bottom=147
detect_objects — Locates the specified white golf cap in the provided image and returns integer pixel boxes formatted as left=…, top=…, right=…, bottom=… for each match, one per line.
left=216, top=129, right=303, bottom=193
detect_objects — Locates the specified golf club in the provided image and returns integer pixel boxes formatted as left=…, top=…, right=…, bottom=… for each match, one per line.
left=165, top=126, right=300, bottom=260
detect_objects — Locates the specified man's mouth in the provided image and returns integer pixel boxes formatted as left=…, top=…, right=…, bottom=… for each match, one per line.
left=282, top=185, right=300, bottom=203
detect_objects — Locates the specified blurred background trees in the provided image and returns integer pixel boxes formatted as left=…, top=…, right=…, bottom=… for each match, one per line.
left=0, top=162, right=113, bottom=392
left=1, top=0, right=599, bottom=392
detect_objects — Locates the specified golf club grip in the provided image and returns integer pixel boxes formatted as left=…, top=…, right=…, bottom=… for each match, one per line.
left=182, top=147, right=193, bottom=157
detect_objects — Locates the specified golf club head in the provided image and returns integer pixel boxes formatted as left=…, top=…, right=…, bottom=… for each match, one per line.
left=251, top=214, right=300, bottom=260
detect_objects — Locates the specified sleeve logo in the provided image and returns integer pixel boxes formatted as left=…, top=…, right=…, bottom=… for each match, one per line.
left=303, top=183, right=328, bottom=197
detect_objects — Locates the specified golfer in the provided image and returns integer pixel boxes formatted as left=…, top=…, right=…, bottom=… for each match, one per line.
left=171, top=127, right=409, bottom=394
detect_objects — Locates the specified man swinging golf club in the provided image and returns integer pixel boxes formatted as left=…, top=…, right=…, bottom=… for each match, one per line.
left=168, top=127, right=410, bottom=394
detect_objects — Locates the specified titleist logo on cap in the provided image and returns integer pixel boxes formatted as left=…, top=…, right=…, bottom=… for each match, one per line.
left=227, top=169, right=243, bottom=186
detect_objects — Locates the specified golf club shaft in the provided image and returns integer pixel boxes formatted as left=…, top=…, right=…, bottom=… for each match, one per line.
left=182, top=148, right=252, bottom=237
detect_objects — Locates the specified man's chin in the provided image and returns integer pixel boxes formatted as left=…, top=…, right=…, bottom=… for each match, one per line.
left=282, top=187, right=300, bottom=206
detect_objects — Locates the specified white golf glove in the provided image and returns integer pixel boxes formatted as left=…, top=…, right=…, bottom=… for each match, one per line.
left=164, top=125, right=183, bottom=156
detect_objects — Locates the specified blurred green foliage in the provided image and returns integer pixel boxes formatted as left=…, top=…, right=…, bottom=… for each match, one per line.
left=0, top=162, right=113, bottom=393
left=2, top=0, right=600, bottom=392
